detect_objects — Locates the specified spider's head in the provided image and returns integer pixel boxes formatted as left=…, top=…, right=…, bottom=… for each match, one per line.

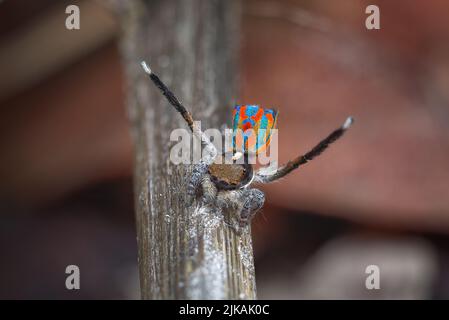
left=208, top=153, right=254, bottom=190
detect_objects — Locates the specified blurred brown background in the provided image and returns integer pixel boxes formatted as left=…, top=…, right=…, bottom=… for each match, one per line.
left=1, top=0, right=449, bottom=299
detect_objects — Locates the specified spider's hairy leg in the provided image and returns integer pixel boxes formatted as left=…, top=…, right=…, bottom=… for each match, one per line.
left=215, top=188, right=265, bottom=228
left=186, top=161, right=210, bottom=205
left=239, top=188, right=265, bottom=226
left=141, top=61, right=218, bottom=204
left=141, top=62, right=217, bottom=147
left=186, top=141, right=218, bottom=205
left=141, top=61, right=217, bottom=156
left=255, top=116, right=354, bottom=183
left=215, top=190, right=243, bottom=211
left=200, top=174, right=217, bottom=205
left=141, top=61, right=194, bottom=131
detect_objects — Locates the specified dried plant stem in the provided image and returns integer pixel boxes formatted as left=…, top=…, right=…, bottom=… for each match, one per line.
left=115, top=0, right=256, bottom=299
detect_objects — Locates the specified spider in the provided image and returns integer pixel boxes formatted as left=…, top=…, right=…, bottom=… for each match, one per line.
left=141, top=61, right=353, bottom=231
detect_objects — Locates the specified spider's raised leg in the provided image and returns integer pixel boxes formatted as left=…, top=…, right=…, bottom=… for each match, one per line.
left=141, top=61, right=195, bottom=131
left=255, top=117, right=354, bottom=183
left=141, top=61, right=218, bottom=204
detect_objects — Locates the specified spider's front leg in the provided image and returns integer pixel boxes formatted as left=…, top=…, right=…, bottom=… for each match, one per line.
left=186, top=161, right=211, bottom=205
left=216, top=188, right=265, bottom=228
left=239, top=188, right=265, bottom=226
left=186, top=141, right=218, bottom=205
left=199, top=174, right=217, bottom=205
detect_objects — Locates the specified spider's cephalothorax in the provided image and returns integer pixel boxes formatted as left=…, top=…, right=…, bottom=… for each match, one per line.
left=208, top=157, right=254, bottom=191
left=141, top=61, right=353, bottom=232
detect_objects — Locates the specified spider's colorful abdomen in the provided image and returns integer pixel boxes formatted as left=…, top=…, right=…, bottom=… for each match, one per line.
left=232, top=105, right=278, bottom=155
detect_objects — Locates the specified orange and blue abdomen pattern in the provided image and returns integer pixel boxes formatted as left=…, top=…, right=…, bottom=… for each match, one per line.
left=232, top=105, right=278, bottom=155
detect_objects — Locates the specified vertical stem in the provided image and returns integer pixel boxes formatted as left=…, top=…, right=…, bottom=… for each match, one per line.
left=116, top=0, right=256, bottom=299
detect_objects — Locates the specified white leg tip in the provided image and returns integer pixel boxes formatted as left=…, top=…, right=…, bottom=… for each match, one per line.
left=343, top=116, right=354, bottom=129
left=141, top=61, right=152, bottom=74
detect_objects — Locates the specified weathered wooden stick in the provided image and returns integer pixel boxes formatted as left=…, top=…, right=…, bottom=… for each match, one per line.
left=115, top=0, right=256, bottom=299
